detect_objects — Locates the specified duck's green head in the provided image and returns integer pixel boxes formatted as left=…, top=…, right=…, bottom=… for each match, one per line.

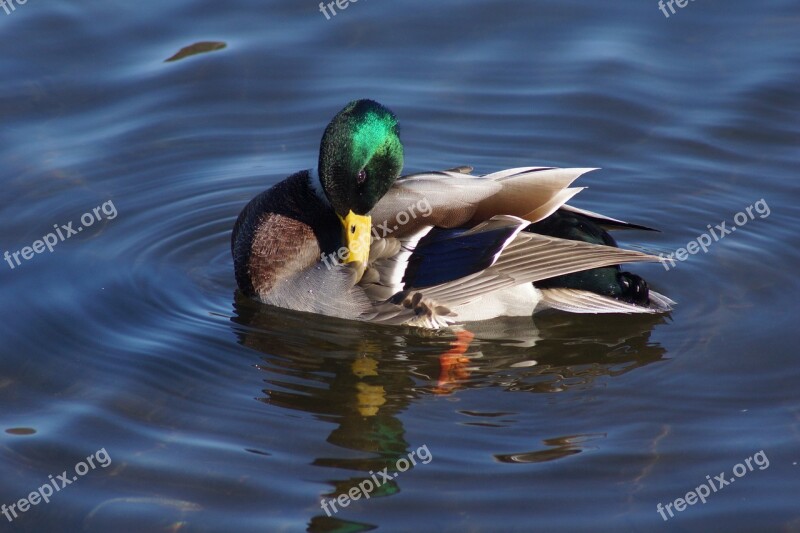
left=318, top=99, right=403, bottom=216
left=317, top=100, right=404, bottom=276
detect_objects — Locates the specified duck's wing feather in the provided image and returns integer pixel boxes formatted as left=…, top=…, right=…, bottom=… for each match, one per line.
left=413, top=220, right=663, bottom=307
left=369, top=167, right=596, bottom=239
left=538, top=288, right=675, bottom=313
left=559, top=204, right=659, bottom=232
left=368, top=170, right=500, bottom=238
left=441, top=165, right=474, bottom=174
left=469, top=167, right=591, bottom=224
left=400, top=217, right=528, bottom=288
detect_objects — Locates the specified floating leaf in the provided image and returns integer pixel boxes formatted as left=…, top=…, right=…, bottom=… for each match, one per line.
left=164, top=41, right=226, bottom=62
left=5, top=427, right=36, bottom=435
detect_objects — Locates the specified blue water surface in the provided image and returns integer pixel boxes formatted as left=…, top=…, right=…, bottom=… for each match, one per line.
left=1, top=0, right=798, bottom=531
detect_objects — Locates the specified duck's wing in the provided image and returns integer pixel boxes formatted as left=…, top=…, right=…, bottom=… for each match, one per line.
left=406, top=217, right=664, bottom=305
left=361, top=167, right=669, bottom=326
left=358, top=215, right=665, bottom=327
left=368, top=167, right=595, bottom=239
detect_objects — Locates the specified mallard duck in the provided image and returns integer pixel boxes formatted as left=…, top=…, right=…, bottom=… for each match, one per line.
left=232, top=99, right=673, bottom=328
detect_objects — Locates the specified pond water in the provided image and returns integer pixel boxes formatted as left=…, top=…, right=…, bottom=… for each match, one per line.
left=1, top=0, right=798, bottom=531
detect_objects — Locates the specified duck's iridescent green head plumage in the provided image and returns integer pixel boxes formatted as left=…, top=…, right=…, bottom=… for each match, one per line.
left=318, top=99, right=403, bottom=217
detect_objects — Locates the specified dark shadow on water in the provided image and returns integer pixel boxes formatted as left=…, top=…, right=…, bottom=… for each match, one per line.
left=494, top=433, right=606, bottom=464
left=229, top=292, right=669, bottom=532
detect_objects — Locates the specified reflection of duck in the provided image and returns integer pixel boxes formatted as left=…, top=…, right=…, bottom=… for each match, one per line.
left=230, top=294, right=666, bottom=529
left=232, top=100, right=673, bottom=328
left=231, top=292, right=668, bottom=399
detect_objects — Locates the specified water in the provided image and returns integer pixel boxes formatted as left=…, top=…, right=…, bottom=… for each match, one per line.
left=1, top=0, right=799, bottom=531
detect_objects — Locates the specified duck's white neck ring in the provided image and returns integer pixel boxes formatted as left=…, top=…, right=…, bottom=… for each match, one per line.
left=309, top=166, right=331, bottom=208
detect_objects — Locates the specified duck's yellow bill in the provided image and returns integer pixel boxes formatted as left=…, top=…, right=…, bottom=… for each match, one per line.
left=338, top=210, right=372, bottom=281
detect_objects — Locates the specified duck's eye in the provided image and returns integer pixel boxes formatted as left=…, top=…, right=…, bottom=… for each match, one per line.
left=357, top=170, right=367, bottom=184
left=350, top=225, right=356, bottom=234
